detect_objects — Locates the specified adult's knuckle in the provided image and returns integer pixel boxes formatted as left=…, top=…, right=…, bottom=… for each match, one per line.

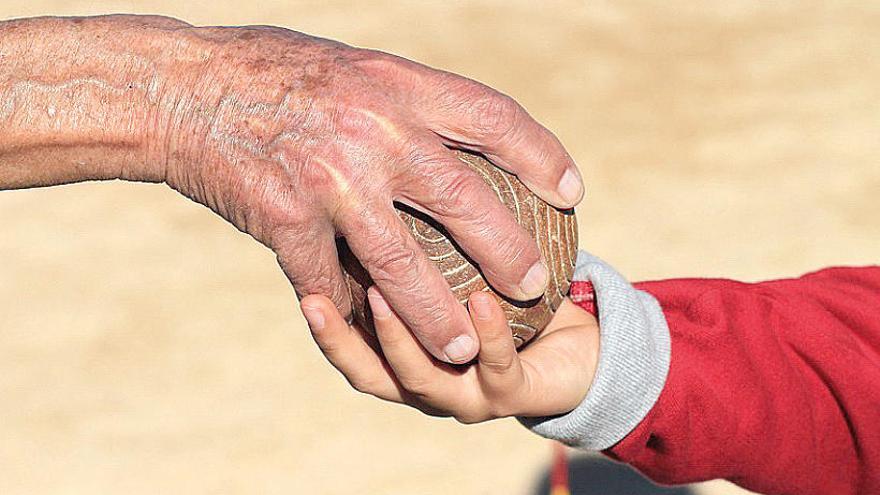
left=431, top=169, right=488, bottom=218
left=401, top=135, right=442, bottom=167
left=363, top=244, right=419, bottom=282
left=291, top=151, right=363, bottom=211
left=350, top=49, right=410, bottom=79
left=468, top=92, right=522, bottom=142
left=333, top=102, right=412, bottom=157
left=336, top=105, right=381, bottom=138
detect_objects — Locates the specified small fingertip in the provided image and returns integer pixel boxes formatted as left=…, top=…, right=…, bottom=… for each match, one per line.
left=300, top=299, right=326, bottom=331
left=367, top=286, right=392, bottom=319
left=468, top=291, right=496, bottom=321
left=468, top=292, right=512, bottom=344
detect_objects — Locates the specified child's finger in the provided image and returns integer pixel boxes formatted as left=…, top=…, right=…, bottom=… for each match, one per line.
left=368, top=287, right=456, bottom=397
left=301, top=294, right=404, bottom=402
left=468, top=292, right=525, bottom=391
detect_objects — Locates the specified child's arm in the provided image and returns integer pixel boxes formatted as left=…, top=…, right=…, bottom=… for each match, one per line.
left=300, top=251, right=880, bottom=495
left=524, top=253, right=880, bottom=495
left=601, top=262, right=880, bottom=495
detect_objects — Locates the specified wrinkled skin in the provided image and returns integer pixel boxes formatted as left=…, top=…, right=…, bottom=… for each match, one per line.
left=0, top=16, right=584, bottom=363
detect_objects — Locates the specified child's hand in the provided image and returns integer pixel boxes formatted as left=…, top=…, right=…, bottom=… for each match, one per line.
left=300, top=288, right=600, bottom=423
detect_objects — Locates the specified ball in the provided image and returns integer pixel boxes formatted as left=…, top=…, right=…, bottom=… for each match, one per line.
left=338, top=150, right=578, bottom=348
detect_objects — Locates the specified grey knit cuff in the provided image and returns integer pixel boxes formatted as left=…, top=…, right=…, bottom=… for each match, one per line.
left=518, top=251, right=671, bottom=450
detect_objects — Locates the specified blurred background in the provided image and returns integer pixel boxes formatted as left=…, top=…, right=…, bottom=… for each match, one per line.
left=1, top=1, right=878, bottom=494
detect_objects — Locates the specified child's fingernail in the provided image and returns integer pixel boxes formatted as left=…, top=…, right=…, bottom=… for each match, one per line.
left=443, top=335, right=476, bottom=363
left=471, top=293, right=493, bottom=320
left=557, top=166, right=584, bottom=206
left=367, top=289, right=392, bottom=319
left=520, top=261, right=549, bottom=299
left=301, top=304, right=325, bottom=331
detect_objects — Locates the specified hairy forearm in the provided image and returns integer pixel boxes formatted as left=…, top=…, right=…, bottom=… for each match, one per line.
left=0, top=15, right=205, bottom=188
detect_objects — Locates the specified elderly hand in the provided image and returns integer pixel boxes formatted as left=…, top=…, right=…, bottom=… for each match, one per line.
left=162, top=24, right=584, bottom=363
left=0, top=16, right=584, bottom=363
left=300, top=289, right=599, bottom=423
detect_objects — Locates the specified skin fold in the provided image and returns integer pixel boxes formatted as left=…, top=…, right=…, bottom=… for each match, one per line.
left=0, top=14, right=584, bottom=363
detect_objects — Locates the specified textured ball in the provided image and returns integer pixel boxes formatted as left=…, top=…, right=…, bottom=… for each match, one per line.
left=338, top=150, right=578, bottom=348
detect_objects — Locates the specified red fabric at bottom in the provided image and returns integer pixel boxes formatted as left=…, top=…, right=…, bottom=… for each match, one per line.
left=569, top=281, right=597, bottom=317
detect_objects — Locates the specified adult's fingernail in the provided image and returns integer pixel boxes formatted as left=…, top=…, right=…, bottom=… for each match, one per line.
left=520, top=261, right=549, bottom=299
left=301, top=304, right=325, bottom=331
left=558, top=167, right=584, bottom=206
left=470, top=293, right=493, bottom=321
left=443, top=335, right=476, bottom=363
left=367, top=289, right=392, bottom=319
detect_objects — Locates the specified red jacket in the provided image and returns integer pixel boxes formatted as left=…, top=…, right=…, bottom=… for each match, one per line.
left=572, top=266, right=880, bottom=495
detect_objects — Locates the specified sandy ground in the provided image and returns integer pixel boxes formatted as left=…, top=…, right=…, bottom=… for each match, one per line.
left=1, top=1, right=878, bottom=494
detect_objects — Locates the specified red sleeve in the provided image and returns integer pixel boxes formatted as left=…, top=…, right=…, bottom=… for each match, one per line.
left=598, top=266, right=880, bottom=495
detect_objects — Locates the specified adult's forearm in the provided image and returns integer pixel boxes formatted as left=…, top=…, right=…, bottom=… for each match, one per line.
left=0, top=15, right=197, bottom=189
